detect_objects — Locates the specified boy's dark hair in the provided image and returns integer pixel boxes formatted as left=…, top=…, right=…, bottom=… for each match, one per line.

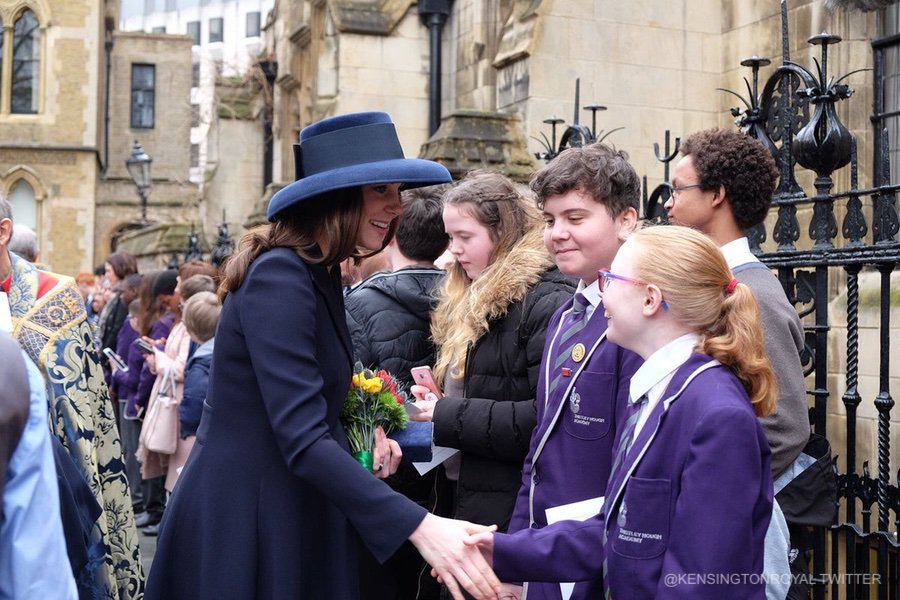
left=680, top=128, right=778, bottom=230
left=122, top=273, right=143, bottom=291
left=530, top=143, right=640, bottom=217
left=395, top=184, right=450, bottom=263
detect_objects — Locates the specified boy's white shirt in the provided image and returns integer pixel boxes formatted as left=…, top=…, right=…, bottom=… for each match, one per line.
left=719, top=236, right=760, bottom=269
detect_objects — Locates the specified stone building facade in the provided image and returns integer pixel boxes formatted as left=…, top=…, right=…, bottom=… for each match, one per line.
left=0, top=0, right=196, bottom=274
left=261, top=0, right=875, bottom=191
left=96, top=30, right=196, bottom=267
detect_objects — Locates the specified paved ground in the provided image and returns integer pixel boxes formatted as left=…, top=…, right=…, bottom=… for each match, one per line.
left=139, top=528, right=157, bottom=575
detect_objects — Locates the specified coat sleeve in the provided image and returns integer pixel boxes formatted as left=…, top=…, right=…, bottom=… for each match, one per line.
left=432, top=284, right=570, bottom=463
left=493, top=513, right=606, bottom=583
left=239, top=253, right=426, bottom=562
left=655, top=404, right=772, bottom=599
left=179, top=358, right=207, bottom=437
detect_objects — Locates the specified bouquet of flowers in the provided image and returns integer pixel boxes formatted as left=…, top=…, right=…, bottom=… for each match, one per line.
left=341, top=362, right=409, bottom=470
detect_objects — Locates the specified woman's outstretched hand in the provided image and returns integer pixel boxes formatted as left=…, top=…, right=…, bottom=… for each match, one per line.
left=409, top=513, right=501, bottom=599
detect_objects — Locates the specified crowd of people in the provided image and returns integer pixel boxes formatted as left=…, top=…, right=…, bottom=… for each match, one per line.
left=0, top=111, right=817, bottom=600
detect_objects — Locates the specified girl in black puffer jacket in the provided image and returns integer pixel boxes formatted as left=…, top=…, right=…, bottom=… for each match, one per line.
left=411, top=171, right=575, bottom=536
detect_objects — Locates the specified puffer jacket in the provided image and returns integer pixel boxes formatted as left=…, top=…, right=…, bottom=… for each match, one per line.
left=345, top=266, right=444, bottom=391
left=432, top=229, right=576, bottom=531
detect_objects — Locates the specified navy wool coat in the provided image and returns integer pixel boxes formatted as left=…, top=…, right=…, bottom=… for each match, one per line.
left=145, top=248, right=426, bottom=599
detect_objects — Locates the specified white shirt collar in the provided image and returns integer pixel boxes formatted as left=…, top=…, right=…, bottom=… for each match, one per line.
left=719, top=236, right=760, bottom=270
left=629, top=332, right=700, bottom=405
left=575, top=278, right=601, bottom=309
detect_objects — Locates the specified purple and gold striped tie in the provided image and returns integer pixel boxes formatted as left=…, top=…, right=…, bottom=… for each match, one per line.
left=547, top=293, right=590, bottom=396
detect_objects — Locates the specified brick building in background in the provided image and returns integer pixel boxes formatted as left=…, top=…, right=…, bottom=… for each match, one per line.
left=0, top=0, right=196, bottom=273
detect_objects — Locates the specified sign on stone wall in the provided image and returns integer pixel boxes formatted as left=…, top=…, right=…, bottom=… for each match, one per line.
left=497, top=57, right=530, bottom=109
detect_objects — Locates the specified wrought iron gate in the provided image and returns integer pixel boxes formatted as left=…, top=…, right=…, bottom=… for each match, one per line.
left=641, top=4, right=900, bottom=598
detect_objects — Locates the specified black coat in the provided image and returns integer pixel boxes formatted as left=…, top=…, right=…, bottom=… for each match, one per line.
left=432, top=266, right=575, bottom=530
left=345, top=266, right=443, bottom=391
left=145, top=248, right=426, bottom=599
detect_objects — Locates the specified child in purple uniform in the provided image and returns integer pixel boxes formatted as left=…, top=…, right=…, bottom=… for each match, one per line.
left=472, top=225, right=776, bottom=599
left=504, top=144, right=644, bottom=599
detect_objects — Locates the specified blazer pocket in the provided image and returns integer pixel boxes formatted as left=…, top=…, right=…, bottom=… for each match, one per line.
left=611, top=477, right=671, bottom=559
left=561, top=371, right=614, bottom=440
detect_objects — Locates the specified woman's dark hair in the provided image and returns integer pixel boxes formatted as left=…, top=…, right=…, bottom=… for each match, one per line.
left=136, top=270, right=164, bottom=336
left=105, top=251, right=139, bottom=281
left=219, top=188, right=395, bottom=301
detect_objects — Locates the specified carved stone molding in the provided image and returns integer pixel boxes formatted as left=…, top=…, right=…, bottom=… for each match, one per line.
left=329, top=0, right=414, bottom=35
left=420, top=110, right=536, bottom=183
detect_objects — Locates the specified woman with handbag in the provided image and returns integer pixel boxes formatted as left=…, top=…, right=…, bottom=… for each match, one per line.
left=145, top=112, right=502, bottom=600
left=137, top=269, right=191, bottom=495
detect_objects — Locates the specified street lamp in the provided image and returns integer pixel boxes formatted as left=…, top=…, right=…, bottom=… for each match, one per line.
left=126, top=140, right=152, bottom=222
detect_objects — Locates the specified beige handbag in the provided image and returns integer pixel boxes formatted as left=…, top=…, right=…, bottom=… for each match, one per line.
left=142, top=368, right=179, bottom=455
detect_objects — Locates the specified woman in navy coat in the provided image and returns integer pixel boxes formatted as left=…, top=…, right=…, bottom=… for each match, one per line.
left=145, top=112, right=501, bottom=600
left=474, top=225, right=777, bottom=598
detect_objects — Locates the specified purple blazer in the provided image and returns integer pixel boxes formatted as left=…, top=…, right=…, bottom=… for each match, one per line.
left=506, top=300, right=641, bottom=599
left=494, top=354, right=773, bottom=599
left=111, top=320, right=138, bottom=399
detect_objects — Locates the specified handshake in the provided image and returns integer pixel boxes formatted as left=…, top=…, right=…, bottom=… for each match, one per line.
left=410, top=514, right=520, bottom=600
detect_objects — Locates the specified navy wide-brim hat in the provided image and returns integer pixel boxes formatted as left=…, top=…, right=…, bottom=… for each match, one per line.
left=267, top=111, right=452, bottom=220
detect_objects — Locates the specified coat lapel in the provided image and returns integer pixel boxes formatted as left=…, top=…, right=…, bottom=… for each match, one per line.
left=310, top=264, right=353, bottom=364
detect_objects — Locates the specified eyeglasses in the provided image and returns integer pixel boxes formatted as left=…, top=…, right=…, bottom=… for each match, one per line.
left=597, top=270, right=650, bottom=293
left=664, top=182, right=703, bottom=199
left=598, top=270, right=669, bottom=310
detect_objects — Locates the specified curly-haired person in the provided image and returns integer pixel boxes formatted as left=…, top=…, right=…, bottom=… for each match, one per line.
left=666, top=127, right=811, bottom=600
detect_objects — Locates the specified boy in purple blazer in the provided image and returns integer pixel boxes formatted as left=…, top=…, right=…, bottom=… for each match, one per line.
left=501, top=144, right=643, bottom=599
left=472, top=226, right=774, bottom=599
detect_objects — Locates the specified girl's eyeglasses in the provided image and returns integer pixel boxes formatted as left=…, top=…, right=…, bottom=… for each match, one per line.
left=598, top=270, right=669, bottom=310
left=597, top=270, right=649, bottom=293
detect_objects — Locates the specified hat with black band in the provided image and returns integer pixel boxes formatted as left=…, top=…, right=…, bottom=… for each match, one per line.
left=267, top=112, right=452, bottom=220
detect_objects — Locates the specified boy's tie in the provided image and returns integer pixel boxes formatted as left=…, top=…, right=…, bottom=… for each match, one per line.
left=547, top=293, right=590, bottom=395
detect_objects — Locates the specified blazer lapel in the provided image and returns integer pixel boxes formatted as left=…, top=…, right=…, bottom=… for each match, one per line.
left=533, top=313, right=608, bottom=465
left=604, top=358, right=722, bottom=526
left=309, top=264, right=353, bottom=364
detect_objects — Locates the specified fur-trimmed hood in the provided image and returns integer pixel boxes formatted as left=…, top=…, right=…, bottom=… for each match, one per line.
left=432, top=224, right=558, bottom=378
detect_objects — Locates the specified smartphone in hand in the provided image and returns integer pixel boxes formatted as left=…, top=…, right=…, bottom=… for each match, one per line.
left=135, top=338, right=155, bottom=354
left=102, top=347, right=128, bottom=372
left=410, top=366, right=443, bottom=402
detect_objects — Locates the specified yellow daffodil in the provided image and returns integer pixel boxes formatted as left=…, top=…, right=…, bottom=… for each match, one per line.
left=362, top=377, right=383, bottom=394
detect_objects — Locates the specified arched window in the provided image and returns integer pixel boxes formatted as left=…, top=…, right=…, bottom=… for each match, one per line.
left=9, top=179, right=36, bottom=230
left=11, top=9, right=40, bottom=114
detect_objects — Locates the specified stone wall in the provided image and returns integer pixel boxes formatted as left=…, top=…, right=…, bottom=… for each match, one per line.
left=0, top=0, right=104, bottom=276
left=94, top=30, right=198, bottom=265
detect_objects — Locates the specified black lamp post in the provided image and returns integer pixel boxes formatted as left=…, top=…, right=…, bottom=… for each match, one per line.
left=126, top=140, right=153, bottom=222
